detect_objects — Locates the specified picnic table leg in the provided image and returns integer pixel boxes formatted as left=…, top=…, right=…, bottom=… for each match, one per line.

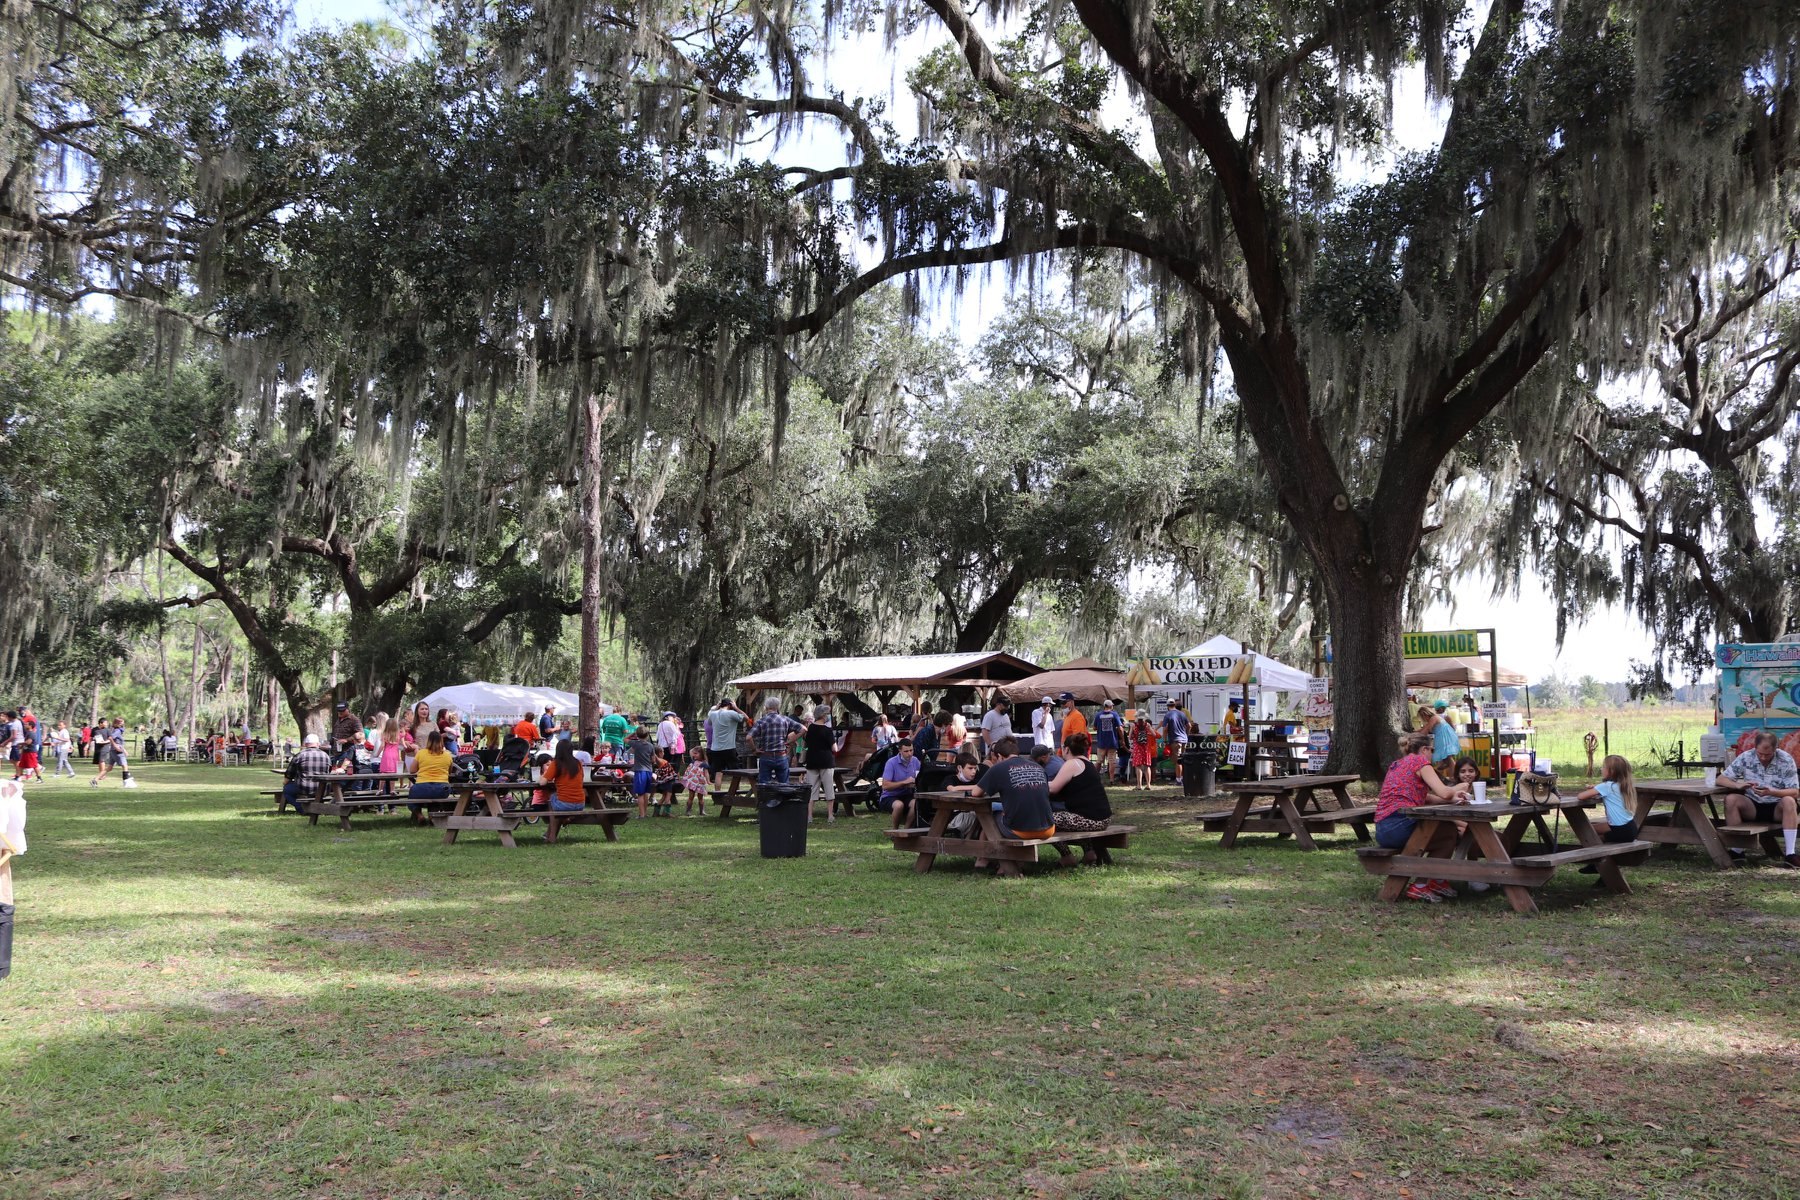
left=1563, top=807, right=1632, bottom=894
left=334, top=781, right=354, bottom=833
left=1329, top=782, right=1356, bottom=812
left=973, top=808, right=1022, bottom=878
left=913, top=802, right=956, bottom=874
left=1469, top=822, right=1538, bottom=915
left=601, top=815, right=619, bottom=842
left=484, top=790, right=518, bottom=849
left=1378, top=820, right=1438, bottom=901
left=545, top=815, right=562, bottom=845
left=1274, top=793, right=1319, bottom=850
left=1220, top=793, right=1255, bottom=849
left=443, top=791, right=471, bottom=845
left=1677, top=797, right=1735, bottom=869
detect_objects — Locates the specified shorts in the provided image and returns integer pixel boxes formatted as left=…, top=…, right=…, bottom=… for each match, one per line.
left=1752, top=799, right=1783, bottom=824
left=98, top=745, right=117, bottom=767
left=707, top=747, right=739, bottom=772
left=408, top=782, right=450, bottom=800
left=631, top=769, right=653, bottom=796
left=16, top=751, right=38, bottom=770
left=1375, top=814, right=1416, bottom=849
left=548, top=796, right=585, bottom=813
left=1601, top=819, right=1640, bottom=842
left=876, top=789, right=913, bottom=813
left=1011, top=826, right=1056, bottom=841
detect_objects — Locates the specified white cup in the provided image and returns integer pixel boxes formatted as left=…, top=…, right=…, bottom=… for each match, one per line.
left=1473, top=781, right=1487, bottom=804
left=1704, top=766, right=1718, bottom=787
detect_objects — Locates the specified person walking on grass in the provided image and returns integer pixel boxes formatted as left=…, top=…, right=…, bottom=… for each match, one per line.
left=1719, top=730, right=1800, bottom=869
left=50, top=721, right=74, bottom=777
left=800, top=705, right=846, bottom=824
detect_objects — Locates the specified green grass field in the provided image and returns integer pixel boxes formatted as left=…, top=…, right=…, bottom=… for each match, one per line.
left=2, top=764, right=1795, bottom=1199
left=1494, top=707, right=1715, bottom=781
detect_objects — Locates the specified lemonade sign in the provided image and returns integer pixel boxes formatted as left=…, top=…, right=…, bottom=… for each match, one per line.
left=1401, top=629, right=1481, bottom=658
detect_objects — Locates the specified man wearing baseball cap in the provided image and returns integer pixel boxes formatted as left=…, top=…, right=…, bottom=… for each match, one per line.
left=1030, top=696, right=1058, bottom=752
left=284, top=733, right=332, bottom=813
left=656, top=710, right=682, bottom=757
left=330, top=703, right=363, bottom=764
left=1059, top=692, right=1088, bottom=747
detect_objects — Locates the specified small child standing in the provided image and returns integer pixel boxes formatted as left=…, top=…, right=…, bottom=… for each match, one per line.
left=650, top=751, right=680, bottom=816
left=681, top=748, right=711, bottom=816
left=1576, top=754, right=1640, bottom=875
left=376, top=718, right=403, bottom=794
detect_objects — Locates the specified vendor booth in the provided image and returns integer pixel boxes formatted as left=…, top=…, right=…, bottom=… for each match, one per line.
left=1126, top=636, right=1310, bottom=731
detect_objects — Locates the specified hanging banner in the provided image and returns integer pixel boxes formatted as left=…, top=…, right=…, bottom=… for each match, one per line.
left=1128, top=656, right=1258, bottom=687
left=1717, top=641, right=1800, bottom=757
left=1402, top=630, right=1481, bottom=658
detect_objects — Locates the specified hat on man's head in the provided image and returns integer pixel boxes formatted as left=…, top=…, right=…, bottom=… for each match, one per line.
left=662, top=710, right=676, bottom=718
left=303, top=733, right=321, bottom=747
left=1434, top=700, right=1448, bottom=711
left=1058, top=691, right=1075, bottom=701
left=335, top=702, right=348, bottom=711
left=1102, top=699, right=1115, bottom=708
left=1040, top=696, right=1054, bottom=706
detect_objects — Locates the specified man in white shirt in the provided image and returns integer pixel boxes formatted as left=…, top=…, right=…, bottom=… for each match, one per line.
left=1030, top=697, right=1057, bottom=751
left=656, top=711, right=681, bottom=756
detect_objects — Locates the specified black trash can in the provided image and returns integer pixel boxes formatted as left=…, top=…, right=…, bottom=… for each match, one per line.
left=756, top=783, right=810, bottom=858
left=1182, top=746, right=1218, bottom=797
left=0, top=903, right=13, bottom=979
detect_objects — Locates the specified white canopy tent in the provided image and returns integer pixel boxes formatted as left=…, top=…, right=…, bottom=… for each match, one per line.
left=1166, top=635, right=1309, bottom=730
left=414, top=681, right=597, bottom=728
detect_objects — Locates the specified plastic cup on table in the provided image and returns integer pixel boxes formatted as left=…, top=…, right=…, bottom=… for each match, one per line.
left=1473, top=781, right=1487, bottom=804
left=1704, top=766, right=1718, bottom=787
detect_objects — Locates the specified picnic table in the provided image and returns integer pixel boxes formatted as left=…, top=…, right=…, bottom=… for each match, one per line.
left=712, top=766, right=862, bottom=817
left=1630, top=778, right=1784, bottom=868
left=885, top=791, right=1135, bottom=877
left=295, top=773, right=443, bottom=831
left=1201, top=774, right=1371, bottom=849
left=1356, top=797, right=1653, bottom=915
left=434, top=779, right=632, bottom=847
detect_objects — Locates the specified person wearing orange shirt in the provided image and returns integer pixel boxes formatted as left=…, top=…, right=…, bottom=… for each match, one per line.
left=511, top=713, right=541, bottom=745
left=1059, top=693, right=1088, bottom=745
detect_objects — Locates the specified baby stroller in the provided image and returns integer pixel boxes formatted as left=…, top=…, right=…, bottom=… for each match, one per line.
left=851, top=743, right=898, bottom=812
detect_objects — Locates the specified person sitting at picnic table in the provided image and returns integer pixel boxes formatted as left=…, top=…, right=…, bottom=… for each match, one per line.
left=1720, top=730, right=1800, bottom=868
left=282, top=733, right=333, bottom=812
left=1028, top=740, right=1064, bottom=782
left=879, top=738, right=922, bottom=828
left=747, top=696, right=805, bottom=788
left=1572, top=754, right=1643, bottom=875
left=1047, top=732, right=1112, bottom=836
left=539, top=740, right=588, bottom=816
left=1375, top=731, right=1473, bottom=902
left=969, top=735, right=1057, bottom=843
left=407, top=730, right=454, bottom=818
left=943, top=748, right=984, bottom=793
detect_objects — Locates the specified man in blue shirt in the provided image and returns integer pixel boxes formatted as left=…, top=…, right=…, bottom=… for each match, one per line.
left=879, top=739, right=922, bottom=828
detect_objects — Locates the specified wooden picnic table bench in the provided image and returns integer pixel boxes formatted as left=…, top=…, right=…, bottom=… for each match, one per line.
left=1629, top=778, right=1784, bottom=868
left=1201, top=774, right=1371, bottom=849
left=434, top=780, right=631, bottom=847
left=712, top=766, right=860, bottom=817
left=885, top=791, right=1135, bottom=877
left=1357, top=796, right=1652, bottom=915
left=297, top=773, right=438, bottom=831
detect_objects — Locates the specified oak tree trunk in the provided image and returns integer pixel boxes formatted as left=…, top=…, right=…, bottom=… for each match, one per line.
left=1321, top=572, right=1407, bottom=782
left=577, top=392, right=613, bottom=742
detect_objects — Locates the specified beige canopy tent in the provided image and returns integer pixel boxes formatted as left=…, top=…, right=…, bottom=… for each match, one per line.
left=998, top=656, right=1132, bottom=704
left=1404, top=657, right=1528, bottom=689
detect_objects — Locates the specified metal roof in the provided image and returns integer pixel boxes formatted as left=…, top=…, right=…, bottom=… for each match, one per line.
left=728, top=651, right=1041, bottom=692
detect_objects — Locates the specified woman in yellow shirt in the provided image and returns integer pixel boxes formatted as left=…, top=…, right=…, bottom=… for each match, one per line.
left=408, top=731, right=454, bottom=818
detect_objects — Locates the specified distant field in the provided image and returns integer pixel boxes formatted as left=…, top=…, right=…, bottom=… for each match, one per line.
left=1510, top=705, right=1714, bottom=780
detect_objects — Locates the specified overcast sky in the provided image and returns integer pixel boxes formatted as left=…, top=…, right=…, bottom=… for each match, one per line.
left=291, top=0, right=1682, bottom=685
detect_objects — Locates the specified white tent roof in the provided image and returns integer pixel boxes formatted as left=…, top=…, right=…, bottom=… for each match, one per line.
left=728, top=651, right=1039, bottom=692
left=414, top=681, right=597, bottom=726
left=1176, top=636, right=1310, bottom=692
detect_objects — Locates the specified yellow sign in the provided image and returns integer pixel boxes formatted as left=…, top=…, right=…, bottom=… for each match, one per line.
left=1402, top=630, right=1480, bottom=658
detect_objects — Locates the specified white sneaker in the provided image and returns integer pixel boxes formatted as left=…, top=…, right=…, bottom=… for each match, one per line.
left=122, top=778, right=138, bottom=789
left=1467, top=881, right=1491, bottom=893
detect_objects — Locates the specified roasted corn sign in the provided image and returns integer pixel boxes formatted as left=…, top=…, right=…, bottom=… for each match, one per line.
left=1126, top=655, right=1258, bottom=687
left=1401, top=630, right=1481, bottom=658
